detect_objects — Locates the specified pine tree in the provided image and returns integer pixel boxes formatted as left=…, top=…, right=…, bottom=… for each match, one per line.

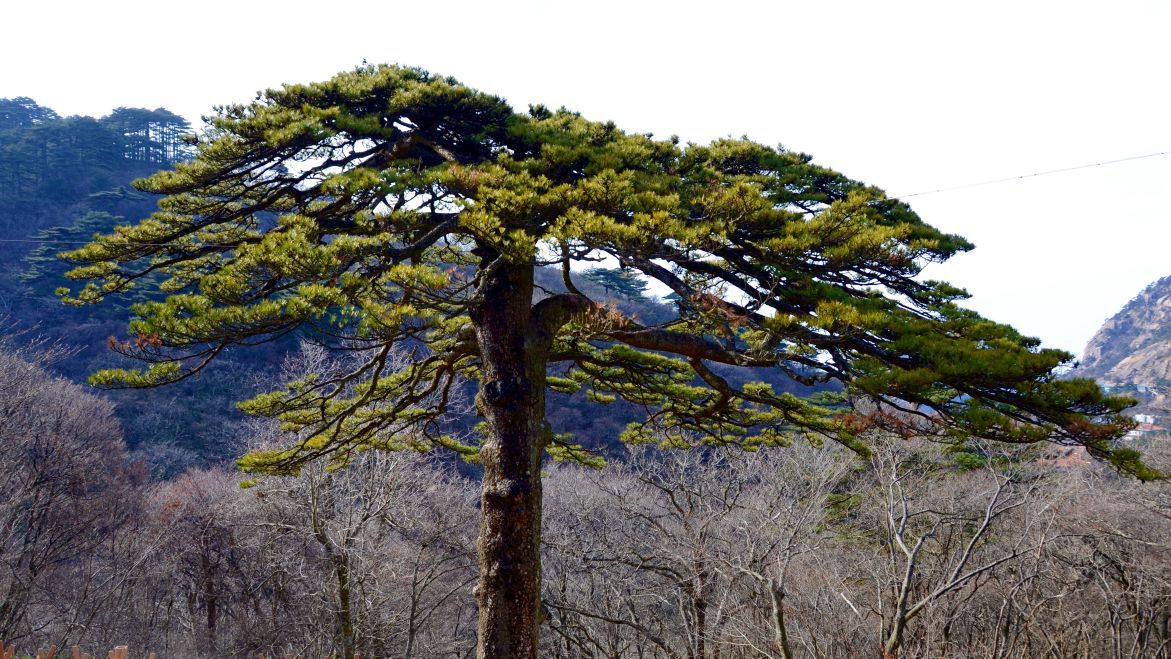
left=59, top=65, right=1151, bottom=658
left=0, top=97, right=58, bottom=130
left=581, top=266, right=649, bottom=300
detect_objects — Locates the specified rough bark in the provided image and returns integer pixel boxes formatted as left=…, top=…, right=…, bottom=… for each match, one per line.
left=472, top=255, right=583, bottom=658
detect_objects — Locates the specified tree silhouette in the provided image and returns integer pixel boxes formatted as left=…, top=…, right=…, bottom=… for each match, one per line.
left=581, top=266, right=649, bottom=300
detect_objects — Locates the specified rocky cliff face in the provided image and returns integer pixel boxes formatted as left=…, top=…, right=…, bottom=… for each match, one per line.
left=1080, top=275, right=1171, bottom=386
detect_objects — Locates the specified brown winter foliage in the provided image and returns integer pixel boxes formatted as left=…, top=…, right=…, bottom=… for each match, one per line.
left=0, top=345, right=1166, bottom=657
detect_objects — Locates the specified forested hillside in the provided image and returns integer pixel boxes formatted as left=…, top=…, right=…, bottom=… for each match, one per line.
left=0, top=88, right=1166, bottom=658
left=0, top=97, right=260, bottom=473
left=0, top=97, right=825, bottom=474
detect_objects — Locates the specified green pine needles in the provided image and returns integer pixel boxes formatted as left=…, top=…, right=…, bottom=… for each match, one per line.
left=60, top=64, right=1153, bottom=479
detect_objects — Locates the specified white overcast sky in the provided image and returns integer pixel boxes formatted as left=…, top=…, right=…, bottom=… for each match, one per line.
left=4, top=1, right=1169, bottom=356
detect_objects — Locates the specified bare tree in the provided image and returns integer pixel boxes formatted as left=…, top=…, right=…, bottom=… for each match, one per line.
left=836, top=440, right=1058, bottom=658
left=0, top=340, right=1164, bottom=657
left=714, top=444, right=851, bottom=659
left=232, top=449, right=479, bottom=658
left=0, top=347, right=136, bottom=644
left=542, top=444, right=854, bottom=659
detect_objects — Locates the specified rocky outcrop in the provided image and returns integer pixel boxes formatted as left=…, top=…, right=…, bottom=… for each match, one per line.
left=1080, top=275, right=1171, bottom=386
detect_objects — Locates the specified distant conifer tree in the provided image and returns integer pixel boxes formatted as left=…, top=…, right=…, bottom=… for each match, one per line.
left=581, top=266, right=648, bottom=300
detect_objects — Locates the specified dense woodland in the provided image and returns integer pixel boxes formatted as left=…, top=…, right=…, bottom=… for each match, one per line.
left=0, top=94, right=1168, bottom=657
left=0, top=341, right=1167, bottom=657
left=0, top=97, right=243, bottom=474
left=0, top=97, right=750, bottom=475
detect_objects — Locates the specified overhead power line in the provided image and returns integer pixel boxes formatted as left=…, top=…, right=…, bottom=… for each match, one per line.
left=1, top=149, right=1169, bottom=249
left=892, top=150, right=1171, bottom=199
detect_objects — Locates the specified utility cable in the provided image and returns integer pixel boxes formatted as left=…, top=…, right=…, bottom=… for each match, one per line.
left=2, top=149, right=1169, bottom=248
left=892, top=150, right=1171, bottom=199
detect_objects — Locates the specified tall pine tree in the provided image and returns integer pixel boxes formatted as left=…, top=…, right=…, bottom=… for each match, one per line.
left=60, top=65, right=1149, bottom=658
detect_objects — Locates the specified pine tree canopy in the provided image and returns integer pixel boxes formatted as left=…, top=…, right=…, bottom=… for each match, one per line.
left=581, top=266, right=649, bottom=300
left=60, top=65, right=1153, bottom=479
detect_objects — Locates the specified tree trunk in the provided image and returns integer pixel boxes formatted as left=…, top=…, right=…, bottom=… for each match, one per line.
left=767, top=578, right=793, bottom=659
left=693, top=569, right=708, bottom=659
left=471, top=256, right=547, bottom=659
left=335, top=552, right=355, bottom=659
left=199, top=541, right=217, bottom=653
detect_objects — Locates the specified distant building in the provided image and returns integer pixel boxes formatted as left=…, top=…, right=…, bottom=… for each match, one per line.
left=1125, top=421, right=1166, bottom=440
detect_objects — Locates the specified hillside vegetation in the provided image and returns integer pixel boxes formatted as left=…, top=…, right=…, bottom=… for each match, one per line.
left=0, top=97, right=826, bottom=472
left=0, top=342, right=1166, bottom=657
left=0, top=93, right=1165, bottom=658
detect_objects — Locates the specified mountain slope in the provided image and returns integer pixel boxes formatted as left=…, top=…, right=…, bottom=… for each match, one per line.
left=1080, top=275, right=1171, bottom=386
